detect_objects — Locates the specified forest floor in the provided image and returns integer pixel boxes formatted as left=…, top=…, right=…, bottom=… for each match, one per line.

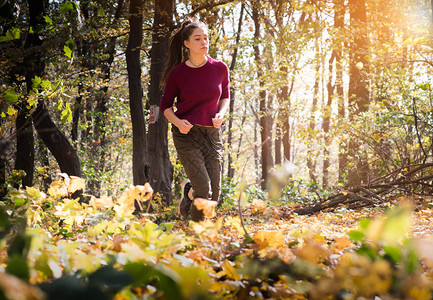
left=2, top=180, right=433, bottom=299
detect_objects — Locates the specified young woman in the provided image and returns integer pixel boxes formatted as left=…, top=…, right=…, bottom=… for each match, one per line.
left=160, top=18, right=230, bottom=222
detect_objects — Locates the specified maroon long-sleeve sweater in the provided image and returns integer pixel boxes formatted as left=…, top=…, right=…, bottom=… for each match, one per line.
left=160, top=56, right=230, bottom=127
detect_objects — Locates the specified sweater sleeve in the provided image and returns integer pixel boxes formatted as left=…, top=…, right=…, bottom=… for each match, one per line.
left=160, top=70, right=179, bottom=113
left=221, top=62, right=230, bottom=99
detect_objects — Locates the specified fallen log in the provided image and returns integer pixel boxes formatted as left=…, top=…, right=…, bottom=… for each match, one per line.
left=294, top=163, right=433, bottom=215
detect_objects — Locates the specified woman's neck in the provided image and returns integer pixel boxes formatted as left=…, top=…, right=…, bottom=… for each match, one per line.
left=188, top=54, right=208, bottom=68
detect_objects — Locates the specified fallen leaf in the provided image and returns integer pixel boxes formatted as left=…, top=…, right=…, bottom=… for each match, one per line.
left=193, top=198, right=217, bottom=218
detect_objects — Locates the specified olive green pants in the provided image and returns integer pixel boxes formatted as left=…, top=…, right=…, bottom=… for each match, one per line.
left=172, top=125, right=223, bottom=218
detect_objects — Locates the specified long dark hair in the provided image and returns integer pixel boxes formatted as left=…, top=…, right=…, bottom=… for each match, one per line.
left=160, top=18, right=207, bottom=89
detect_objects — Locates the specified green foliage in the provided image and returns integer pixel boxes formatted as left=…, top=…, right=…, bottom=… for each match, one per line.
left=0, top=28, right=20, bottom=42
left=348, top=204, right=420, bottom=274
left=3, top=91, right=19, bottom=104
left=123, top=263, right=182, bottom=299
left=220, top=177, right=237, bottom=208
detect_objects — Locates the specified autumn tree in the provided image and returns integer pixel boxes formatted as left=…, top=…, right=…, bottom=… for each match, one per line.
left=252, top=0, right=273, bottom=189
left=9, top=0, right=81, bottom=188
left=147, top=0, right=175, bottom=204
left=126, top=0, right=149, bottom=186
left=347, top=0, right=370, bottom=186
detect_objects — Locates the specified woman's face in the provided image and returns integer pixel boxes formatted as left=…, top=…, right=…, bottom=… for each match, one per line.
left=184, top=27, right=209, bottom=56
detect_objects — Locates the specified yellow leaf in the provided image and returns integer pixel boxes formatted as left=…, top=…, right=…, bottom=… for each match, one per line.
left=26, top=186, right=44, bottom=200
left=68, top=176, right=85, bottom=194
left=48, top=180, right=68, bottom=198
left=91, top=195, right=114, bottom=209
left=251, top=199, right=267, bottom=212
left=221, top=260, right=241, bottom=280
left=74, top=254, right=99, bottom=273
left=7, top=106, right=17, bottom=116
left=254, top=230, right=284, bottom=250
left=295, top=239, right=329, bottom=263
left=116, top=184, right=153, bottom=217
left=193, top=198, right=217, bottom=219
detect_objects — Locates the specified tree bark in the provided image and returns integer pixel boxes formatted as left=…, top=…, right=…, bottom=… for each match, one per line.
left=32, top=102, right=81, bottom=177
left=147, top=0, right=174, bottom=204
left=126, top=0, right=149, bottom=185
left=335, top=0, right=346, bottom=183
left=347, top=0, right=370, bottom=186
left=323, top=50, right=335, bottom=188
left=14, top=0, right=47, bottom=187
left=227, top=2, right=245, bottom=180
left=308, top=41, right=320, bottom=184
left=252, top=0, right=273, bottom=190
left=15, top=109, right=34, bottom=187
left=275, top=125, right=282, bottom=165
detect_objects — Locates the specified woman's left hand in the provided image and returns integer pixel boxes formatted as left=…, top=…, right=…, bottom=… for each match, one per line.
left=212, top=113, right=224, bottom=128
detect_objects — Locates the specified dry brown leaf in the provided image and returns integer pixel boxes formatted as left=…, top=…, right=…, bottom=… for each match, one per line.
left=112, top=234, right=126, bottom=252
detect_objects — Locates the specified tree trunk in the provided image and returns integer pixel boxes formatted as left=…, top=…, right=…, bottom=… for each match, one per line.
left=15, top=0, right=81, bottom=187
left=126, top=0, right=149, bottom=185
left=147, top=0, right=174, bottom=204
left=281, top=75, right=295, bottom=162
left=252, top=1, right=273, bottom=190
left=32, top=102, right=81, bottom=177
left=275, top=124, right=282, bottom=165
left=335, top=0, right=346, bottom=183
left=227, top=2, right=244, bottom=180
left=334, top=0, right=347, bottom=183
left=323, top=50, right=335, bottom=188
left=308, top=43, right=320, bottom=184
left=14, top=0, right=47, bottom=187
left=347, top=0, right=370, bottom=186
left=37, top=138, right=52, bottom=188
left=431, top=0, right=433, bottom=28
left=15, top=109, right=34, bottom=187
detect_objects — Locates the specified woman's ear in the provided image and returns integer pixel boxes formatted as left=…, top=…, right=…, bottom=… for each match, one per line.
left=184, top=39, right=190, bottom=49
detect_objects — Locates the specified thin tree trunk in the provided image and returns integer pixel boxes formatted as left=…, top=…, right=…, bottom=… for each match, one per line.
left=147, top=0, right=174, bottom=204
left=236, top=100, right=248, bottom=161
left=71, top=81, right=82, bottom=142
left=227, top=2, right=244, bottom=181
left=334, top=0, right=346, bottom=183
left=308, top=42, right=320, bottom=184
left=126, top=0, right=149, bottom=185
left=282, top=75, right=295, bottom=162
left=252, top=0, right=273, bottom=189
left=323, top=50, right=336, bottom=188
left=275, top=124, right=282, bottom=165
left=431, top=0, right=433, bottom=28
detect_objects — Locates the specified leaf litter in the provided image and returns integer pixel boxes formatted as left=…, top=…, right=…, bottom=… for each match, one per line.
left=1, top=177, right=433, bottom=299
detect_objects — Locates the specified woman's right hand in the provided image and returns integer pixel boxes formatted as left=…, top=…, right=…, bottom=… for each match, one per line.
left=177, top=119, right=193, bottom=134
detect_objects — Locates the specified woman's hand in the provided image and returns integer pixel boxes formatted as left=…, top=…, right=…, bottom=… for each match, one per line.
left=177, top=119, right=193, bottom=134
left=212, top=113, right=224, bottom=128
